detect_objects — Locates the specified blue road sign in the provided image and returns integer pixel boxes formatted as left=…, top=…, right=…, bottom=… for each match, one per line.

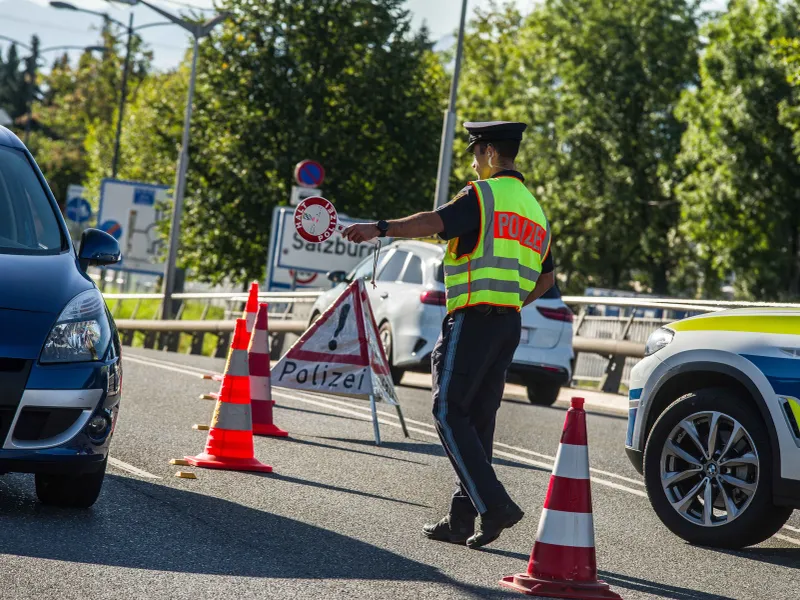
left=294, top=160, right=325, bottom=187
left=65, top=197, right=92, bottom=223
left=99, top=220, right=123, bottom=240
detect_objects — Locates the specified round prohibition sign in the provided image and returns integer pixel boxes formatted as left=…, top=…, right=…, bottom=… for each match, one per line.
left=294, top=160, right=325, bottom=187
left=293, top=196, right=344, bottom=243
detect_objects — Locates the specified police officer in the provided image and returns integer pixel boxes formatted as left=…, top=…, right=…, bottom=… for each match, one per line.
left=343, top=121, right=554, bottom=549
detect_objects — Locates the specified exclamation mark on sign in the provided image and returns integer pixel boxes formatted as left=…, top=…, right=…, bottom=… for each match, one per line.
left=328, top=304, right=351, bottom=351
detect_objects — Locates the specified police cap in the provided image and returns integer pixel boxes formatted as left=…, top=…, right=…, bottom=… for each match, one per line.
left=464, top=121, right=527, bottom=152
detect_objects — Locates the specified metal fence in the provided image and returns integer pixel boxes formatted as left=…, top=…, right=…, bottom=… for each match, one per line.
left=105, top=289, right=800, bottom=393
left=573, top=316, right=671, bottom=386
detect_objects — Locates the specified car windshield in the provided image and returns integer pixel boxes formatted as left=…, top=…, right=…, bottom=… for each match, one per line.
left=0, top=145, right=64, bottom=254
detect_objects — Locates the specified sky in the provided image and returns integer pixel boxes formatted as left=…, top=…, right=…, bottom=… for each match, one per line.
left=2, top=0, right=729, bottom=71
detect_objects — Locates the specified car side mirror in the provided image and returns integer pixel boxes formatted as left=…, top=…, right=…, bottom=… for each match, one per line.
left=78, top=228, right=121, bottom=272
left=327, top=270, right=347, bottom=284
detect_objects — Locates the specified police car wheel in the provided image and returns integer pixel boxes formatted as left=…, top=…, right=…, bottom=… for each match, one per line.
left=378, top=322, right=404, bottom=385
left=35, top=458, right=107, bottom=509
left=643, top=388, right=791, bottom=548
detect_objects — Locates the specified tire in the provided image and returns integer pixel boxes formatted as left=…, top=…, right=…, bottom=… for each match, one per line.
left=526, top=381, right=561, bottom=406
left=643, top=388, right=791, bottom=548
left=35, top=457, right=107, bottom=509
left=308, top=311, right=321, bottom=328
left=378, top=321, right=404, bottom=385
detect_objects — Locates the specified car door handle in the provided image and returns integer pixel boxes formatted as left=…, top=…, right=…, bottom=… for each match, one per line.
left=380, top=292, right=389, bottom=299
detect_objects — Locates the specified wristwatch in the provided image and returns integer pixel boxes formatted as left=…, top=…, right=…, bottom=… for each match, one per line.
left=376, top=220, right=389, bottom=238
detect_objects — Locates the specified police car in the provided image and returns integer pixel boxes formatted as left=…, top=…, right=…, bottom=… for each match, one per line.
left=0, top=126, right=122, bottom=508
left=627, top=308, right=800, bottom=547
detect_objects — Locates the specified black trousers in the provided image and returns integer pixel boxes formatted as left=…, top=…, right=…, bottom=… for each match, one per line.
left=431, top=305, right=521, bottom=518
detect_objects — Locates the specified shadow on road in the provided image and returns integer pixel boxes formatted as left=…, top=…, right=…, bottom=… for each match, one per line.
left=268, top=472, right=432, bottom=508
left=0, top=474, right=513, bottom=598
left=284, top=435, right=428, bottom=466
left=598, top=571, right=735, bottom=600
left=278, top=404, right=370, bottom=424
left=708, top=546, right=800, bottom=569
left=320, top=438, right=549, bottom=474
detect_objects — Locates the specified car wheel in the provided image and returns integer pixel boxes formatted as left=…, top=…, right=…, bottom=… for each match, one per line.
left=308, top=311, right=321, bottom=328
left=378, top=322, right=404, bottom=385
left=526, top=380, right=561, bottom=406
left=35, top=457, right=107, bottom=509
left=643, top=388, right=792, bottom=548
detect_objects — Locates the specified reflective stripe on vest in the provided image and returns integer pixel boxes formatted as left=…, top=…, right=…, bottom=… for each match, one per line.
left=443, top=178, right=549, bottom=312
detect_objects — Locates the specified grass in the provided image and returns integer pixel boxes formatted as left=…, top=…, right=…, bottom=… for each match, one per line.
left=105, top=297, right=230, bottom=357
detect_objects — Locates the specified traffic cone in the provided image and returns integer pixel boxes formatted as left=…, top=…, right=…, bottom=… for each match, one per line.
left=250, top=303, right=289, bottom=437
left=200, top=281, right=260, bottom=384
left=500, top=397, right=622, bottom=599
left=243, top=281, right=260, bottom=333
left=185, top=318, right=273, bottom=473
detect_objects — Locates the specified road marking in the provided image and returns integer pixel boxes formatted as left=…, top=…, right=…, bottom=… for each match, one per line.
left=272, top=386, right=646, bottom=488
left=108, top=457, right=161, bottom=479
left=126, top=353, right=800, bottom=542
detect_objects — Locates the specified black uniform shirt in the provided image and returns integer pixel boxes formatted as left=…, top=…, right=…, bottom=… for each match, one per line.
left=435, top=170, right=554, bottom=273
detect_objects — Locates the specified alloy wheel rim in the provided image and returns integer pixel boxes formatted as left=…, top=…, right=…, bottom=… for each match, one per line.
left=380, top=328, right=391, bottom=357
left=660, top=411, right=759, bottom=527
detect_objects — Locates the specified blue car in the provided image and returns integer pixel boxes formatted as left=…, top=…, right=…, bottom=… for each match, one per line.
left=0, top=126, right=122, bottom=508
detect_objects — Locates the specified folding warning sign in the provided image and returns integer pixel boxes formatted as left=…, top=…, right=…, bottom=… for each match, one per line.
left=273, top=279, right=408, bottom=444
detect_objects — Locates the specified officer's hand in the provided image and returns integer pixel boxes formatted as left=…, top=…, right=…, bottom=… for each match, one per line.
left=342, top=223, right=379, bottom=243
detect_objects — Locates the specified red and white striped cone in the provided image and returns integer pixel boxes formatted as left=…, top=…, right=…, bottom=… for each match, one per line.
left=200, top=281, right=261, bottom=384
left=250, top=303, right=288, bottom=437
left=243, top=281, right=260, bottom=333
left=185, top=319, right=273, bottom=473
left=500, top=397, right=622, bottom=599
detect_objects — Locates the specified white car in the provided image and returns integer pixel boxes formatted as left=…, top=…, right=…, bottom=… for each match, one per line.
left=308, top=240, right=574, bottom=405
left=627, top=308, right=800, bottom=548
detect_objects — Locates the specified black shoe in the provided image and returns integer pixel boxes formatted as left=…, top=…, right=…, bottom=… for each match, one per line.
left=466, top=503, right=524, bottom=549
left=422, top=514, right=475, bottom=544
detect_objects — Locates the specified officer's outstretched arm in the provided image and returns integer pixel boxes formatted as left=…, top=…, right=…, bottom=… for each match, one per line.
left=522, top=271, right=555, bottom=307
left=342, top=212, right=445, bottom=243
left=385, top=212, right=445, bottom=239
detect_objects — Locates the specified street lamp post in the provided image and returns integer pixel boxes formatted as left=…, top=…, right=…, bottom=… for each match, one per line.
left=433, top=0, right=469, bottom=209
left=111, top=12, right=134, bottom=179
left=50, top=2, right=133, bottom=178
left=115, top=0, right=229, bottom=320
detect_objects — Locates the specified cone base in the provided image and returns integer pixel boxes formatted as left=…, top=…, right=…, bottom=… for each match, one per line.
left=499, top=574, right=622, bottom=599
left=184, top=453, right=273, bottom=473
left=253, top=423, right=289, bottom=437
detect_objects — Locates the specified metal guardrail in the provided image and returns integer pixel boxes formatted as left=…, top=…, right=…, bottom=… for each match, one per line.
left=108, top=290, right=800, bottom=393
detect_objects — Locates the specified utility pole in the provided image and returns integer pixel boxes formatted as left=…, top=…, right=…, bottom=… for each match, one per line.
left=111, top=12, right=134, bottom=178
left=114, top=0, right=230, bottom=320
left=433, top=0, right=469, bottom=209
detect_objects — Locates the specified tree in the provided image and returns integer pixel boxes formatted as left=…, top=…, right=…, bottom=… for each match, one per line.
left=0, top=36, right=40, bottom=126
left=31, top=24, right=151, bottom=206
left=676, top=0, right=800, bottom=299
left=84, top=66, right=188, bottom=202
left=174, top=0, right=448, bottom=283
left=455, top=0, right=701, bottom=295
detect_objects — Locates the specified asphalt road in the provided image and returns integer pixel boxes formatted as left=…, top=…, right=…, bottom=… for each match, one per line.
left=1, top=347, right=799, bottom=600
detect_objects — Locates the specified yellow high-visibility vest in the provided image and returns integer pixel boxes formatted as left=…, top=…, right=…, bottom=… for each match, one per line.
left=443, top=177, right=550, bottom=313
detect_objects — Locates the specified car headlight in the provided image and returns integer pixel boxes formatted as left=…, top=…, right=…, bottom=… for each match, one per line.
left=40, top=289, right=111, bottom=363
left=644, top=327, right=674, bottom=357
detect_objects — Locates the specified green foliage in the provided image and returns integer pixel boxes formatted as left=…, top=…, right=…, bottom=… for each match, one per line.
left=676, top=0, right=800, bottom=299
left=27, top=25, right=151, bottom=207
left=179, top=0, right=448, bottom=283
left=455, top=0, right=700, bottom=295
left=0, top=37, right=39, bottom=122
left=85, top=66, right=187, bottom=202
